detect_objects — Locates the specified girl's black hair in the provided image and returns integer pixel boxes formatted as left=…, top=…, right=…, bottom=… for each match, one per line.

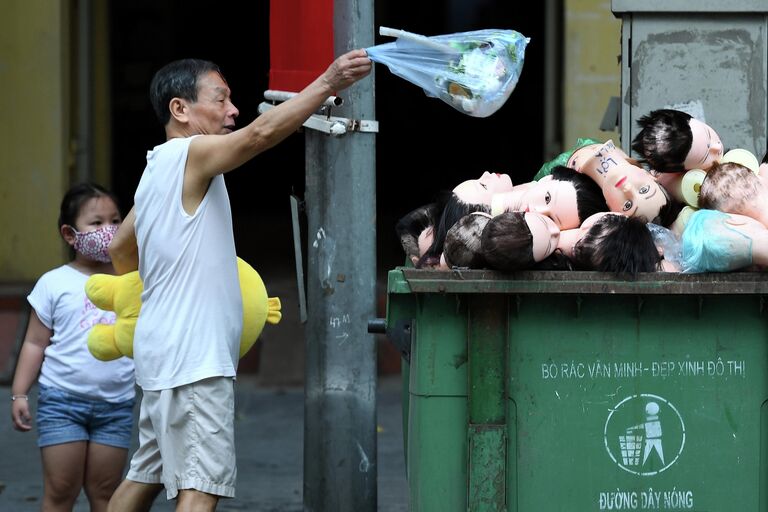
left=549, top=166, right=608, bottom=223
left=58, top=183, right=119, bottom=258
left=631, top=109, right=693, bottom=173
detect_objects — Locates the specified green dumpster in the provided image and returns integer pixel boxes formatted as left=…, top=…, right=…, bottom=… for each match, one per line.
left=384, top=268, right=768, bottom=511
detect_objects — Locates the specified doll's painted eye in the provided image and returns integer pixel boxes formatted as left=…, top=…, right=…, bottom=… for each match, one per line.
left=639, top=185, right=650, bottom=194
left=622, top=200, right=633, bottom=211
left=545, top=192, right=551, bottom=204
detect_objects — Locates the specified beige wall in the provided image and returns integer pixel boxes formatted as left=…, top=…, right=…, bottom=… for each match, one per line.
left=0, top=1, right=111, bottom=282
left=0, top=1, right=71, bottom=281
left=563, top=0, right=622, bottom=147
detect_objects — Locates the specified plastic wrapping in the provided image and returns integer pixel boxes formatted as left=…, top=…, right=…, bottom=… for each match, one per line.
left=647, top=223, right=683, bottom=270
left=367, top=28, right=530, bottom=117
left=680, top=209, right=753, bottom=273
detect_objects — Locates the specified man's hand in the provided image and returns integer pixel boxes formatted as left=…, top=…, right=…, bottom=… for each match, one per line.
left=322, top=49, right=372, bottom=92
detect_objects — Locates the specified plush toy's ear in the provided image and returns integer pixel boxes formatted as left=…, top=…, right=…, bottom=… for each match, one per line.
left=85, top=273, right=117, bottom=311
left=237, top=257, right=281, bottom=358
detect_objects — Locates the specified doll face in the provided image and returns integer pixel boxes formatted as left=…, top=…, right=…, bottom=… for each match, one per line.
left=417, top=226, right=433, bottom=257
left=521, top=177, right=580, bottom=229
left=453, top=171, right=514, bottom=205
left=602, top=162, right=668, bottom=222
left=683, top=119, right=723, bottom=171
left=525, top=212, right=560, bottom=262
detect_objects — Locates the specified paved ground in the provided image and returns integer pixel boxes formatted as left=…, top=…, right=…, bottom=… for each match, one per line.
left=0, top=375, right=409, bottom=511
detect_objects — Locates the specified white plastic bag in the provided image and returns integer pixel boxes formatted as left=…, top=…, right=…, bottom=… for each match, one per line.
left=367, top=28, right=530, bottom=118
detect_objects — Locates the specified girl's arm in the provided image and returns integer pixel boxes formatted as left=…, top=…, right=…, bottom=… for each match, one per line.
left=11, top=310, right=52, bottom=432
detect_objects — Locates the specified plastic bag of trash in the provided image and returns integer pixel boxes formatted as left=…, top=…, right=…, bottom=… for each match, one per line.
left=367, top=27, right=530, bottom=118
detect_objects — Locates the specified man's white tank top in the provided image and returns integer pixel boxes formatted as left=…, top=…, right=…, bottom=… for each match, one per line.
left=133, top=136, right=242, bottom=390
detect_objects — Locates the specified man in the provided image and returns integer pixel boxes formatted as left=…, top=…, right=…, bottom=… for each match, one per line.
left=107, top=50, right=371, bottom=512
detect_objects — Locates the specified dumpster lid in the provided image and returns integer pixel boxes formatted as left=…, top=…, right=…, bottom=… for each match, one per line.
left=390, top=268, right=768, bottom=295
left=612, top=0, right=768, bottom=14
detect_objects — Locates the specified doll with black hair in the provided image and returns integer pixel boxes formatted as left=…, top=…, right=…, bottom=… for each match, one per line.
left=394, top=195, right=449, bottom=266
left=565, top=213, right=663, bottom=274
left=631, top=109, right=724, bottom=173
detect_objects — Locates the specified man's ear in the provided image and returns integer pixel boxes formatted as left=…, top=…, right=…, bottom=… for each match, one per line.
left=169, top=97, right=188, bottom=123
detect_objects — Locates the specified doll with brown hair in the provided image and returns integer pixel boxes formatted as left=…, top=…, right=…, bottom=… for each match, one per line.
left=442, top=212, right=492, bottom=269
left=480, top=211, right=561, bottom=271
left=698, top=161, right=768, bottom=228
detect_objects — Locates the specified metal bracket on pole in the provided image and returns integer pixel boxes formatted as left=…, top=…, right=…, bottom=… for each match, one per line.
left=258, top=89, right=379, bottom=137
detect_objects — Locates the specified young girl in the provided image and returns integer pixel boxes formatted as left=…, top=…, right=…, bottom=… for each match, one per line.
left=10, top=183, right=135, bottom=512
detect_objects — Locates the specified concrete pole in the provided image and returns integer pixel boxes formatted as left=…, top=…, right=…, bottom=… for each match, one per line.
left=303, top=0, right=377, bottom=510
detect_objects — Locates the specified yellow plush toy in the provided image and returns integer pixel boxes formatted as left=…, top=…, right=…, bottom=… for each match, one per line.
left=85, top=257, right=281, bottom=361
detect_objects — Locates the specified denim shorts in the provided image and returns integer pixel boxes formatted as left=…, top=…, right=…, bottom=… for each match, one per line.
left=36, top=384, right=135, bottom=449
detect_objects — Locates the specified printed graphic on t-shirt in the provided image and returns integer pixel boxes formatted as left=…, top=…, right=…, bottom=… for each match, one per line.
left=79, top=296, right=116, bottom=330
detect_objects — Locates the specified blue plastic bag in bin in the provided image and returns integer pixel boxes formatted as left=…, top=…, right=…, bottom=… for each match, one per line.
left=367, top=27, right=530, bottom=118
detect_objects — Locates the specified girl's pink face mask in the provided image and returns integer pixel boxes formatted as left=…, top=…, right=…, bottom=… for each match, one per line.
left=69, top=224, right=119, bottom=263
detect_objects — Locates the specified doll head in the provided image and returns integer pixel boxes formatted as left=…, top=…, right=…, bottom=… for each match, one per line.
left=680, top=209, right=757, bottom=273
left=416, top=172, right=510, bottom=267
left=698, top=161, right=768, bottom=222
left=568, top=140, right=631, bottom=174
left=631, top=109, right=723, bottom=173
left=443, top=212, right=492, bottom=268
left=571, top=213, right=662, bottom=274
left=495, top=166, right=607, bottom=229
left=395, top=199, right=447, bottom=263
left=481, top=211, right=560, bottom=271
left=594, top=157, right=681, bottom=226
left=453, top=171, right=514, bottom=206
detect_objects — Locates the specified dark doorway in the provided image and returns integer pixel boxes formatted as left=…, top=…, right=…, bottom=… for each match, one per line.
left=109, top=1, right=546, bottom=283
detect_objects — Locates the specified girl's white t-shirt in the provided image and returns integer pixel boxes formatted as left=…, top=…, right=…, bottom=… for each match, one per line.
left=28, top=264, right=136, bottom=402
